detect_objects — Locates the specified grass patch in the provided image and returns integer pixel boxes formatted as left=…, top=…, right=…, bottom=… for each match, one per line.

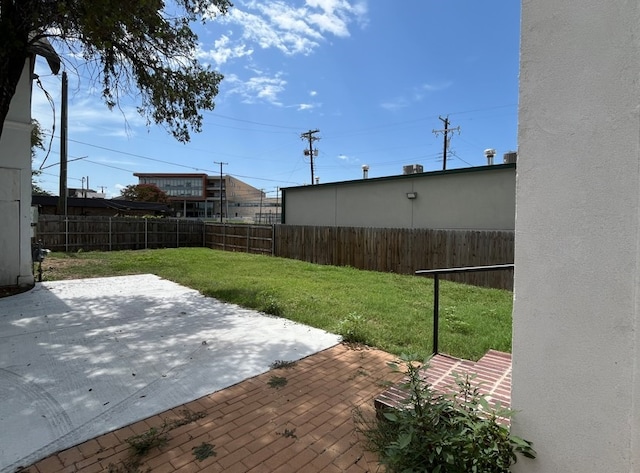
left=270, top=360, right=297, bottom=370
left=40, top=248, right=513, bottom=360
left=107, top=409, right=205, bottom=473
left=192, top=442, right=216, bottom=461
left=268, top=376, right=288, bottom=389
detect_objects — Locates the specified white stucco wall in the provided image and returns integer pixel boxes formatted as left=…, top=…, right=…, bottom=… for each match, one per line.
left=0, top=60, right=35, bottom=288
left=512, top=1, right=639, bottom=472
left=283, top=165, right=515, bottom=230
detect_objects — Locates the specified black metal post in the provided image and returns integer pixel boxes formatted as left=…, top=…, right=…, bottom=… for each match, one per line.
left=415, top=264, right=514, bottom=357
left=433, top=274, right=439, bottom=355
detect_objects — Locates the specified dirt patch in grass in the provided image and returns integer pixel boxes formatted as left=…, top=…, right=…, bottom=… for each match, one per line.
left=36, top=257, right=104, bottom=281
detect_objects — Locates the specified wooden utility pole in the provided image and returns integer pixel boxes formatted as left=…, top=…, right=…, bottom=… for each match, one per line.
left=214, top=161, right=228, bottom=223
left=432, top=116, right=460, bottom=171
left=58, top=71, right=68, bottom=215
left=300, top=129, right=320, bottom=184
left=258, top=189, right=264, bottom=224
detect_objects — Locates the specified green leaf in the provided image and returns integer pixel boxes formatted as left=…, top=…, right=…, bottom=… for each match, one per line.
left=478, top=397, right=490, bottom=411
left=397, top=432, right=412, bottom=449
left=383, top=412, right=399, bottom=422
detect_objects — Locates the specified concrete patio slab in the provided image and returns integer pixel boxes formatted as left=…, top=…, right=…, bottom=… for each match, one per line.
left=0, top=274, right=341, bottom=472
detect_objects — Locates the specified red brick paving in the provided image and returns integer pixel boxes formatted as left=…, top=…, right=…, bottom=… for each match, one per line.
left=25, top=344, right=404, bottom=473
left=375, top=349, right=512, bottom=423
left=25, top=346, right=513, bottom=472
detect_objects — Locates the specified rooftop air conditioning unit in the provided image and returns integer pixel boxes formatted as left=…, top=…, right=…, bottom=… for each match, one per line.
left=403, top=164, right=424, bottom=175
left=503, top=151, right=517, bottom=164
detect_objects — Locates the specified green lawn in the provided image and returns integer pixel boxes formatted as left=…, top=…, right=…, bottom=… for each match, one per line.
left=41, top=248, right=513, bottom=361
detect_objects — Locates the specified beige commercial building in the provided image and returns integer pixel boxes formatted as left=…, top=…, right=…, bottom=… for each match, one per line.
left=282, top=163, right=515, bottom=230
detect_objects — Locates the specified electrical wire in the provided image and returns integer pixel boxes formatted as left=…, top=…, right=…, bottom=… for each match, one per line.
left=34, top=76, right=56, bottom=170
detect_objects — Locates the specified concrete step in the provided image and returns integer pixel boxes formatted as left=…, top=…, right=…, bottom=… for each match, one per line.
left=374, top=350, right=512, bottom=423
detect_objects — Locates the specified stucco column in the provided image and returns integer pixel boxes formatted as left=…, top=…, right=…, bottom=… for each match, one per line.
left=0, top=61, right=35, bottom=289
left=512, top=1, right=640, bottom=472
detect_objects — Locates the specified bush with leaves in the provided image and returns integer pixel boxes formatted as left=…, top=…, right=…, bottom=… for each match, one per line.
left=356, top=355, right=536, bottom=473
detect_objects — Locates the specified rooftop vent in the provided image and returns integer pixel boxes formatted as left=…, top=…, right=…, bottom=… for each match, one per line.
left=484, top=148, right=496, bottom=165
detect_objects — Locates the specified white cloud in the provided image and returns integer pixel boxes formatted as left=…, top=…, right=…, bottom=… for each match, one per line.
left=210, top=0, right=368, bottom=56
left=336, top=153, right=360, bottom=165
left=223, top=6, right=319, bottom=55
left=198, top=34, right=254, bottom=66
left=413, top=82, right=453, bottom=101
left=200, top=1, right=368, bottom=103
left=381, top=81, right=453, bottom=111
left=309, top=90, right=318, bottom=96
left=420, top=82, right=452, bottom=92
left=223, top=72, right=287, bottom=106
left=380, top=97, right=410, bottom=111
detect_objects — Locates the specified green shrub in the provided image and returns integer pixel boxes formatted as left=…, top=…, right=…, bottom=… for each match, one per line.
left=337, top=312, right=368, bottom=344
left=356, top=355, right=536, bottom=473
left=258, top=291, right=283, bottom=316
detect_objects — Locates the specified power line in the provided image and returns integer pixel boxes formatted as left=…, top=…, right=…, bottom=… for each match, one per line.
left=204, top=111, right=300, bottom=130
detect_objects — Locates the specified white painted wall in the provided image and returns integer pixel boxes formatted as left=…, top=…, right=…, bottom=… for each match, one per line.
left=512, top=1, right=639, bottom=471
left=0, top=61, right=35, bottom=288
left=283, top=165, right=515, bottom=230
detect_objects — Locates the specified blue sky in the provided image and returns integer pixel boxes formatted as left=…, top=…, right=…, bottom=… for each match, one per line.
left=32, top=0, right=521, bottom=200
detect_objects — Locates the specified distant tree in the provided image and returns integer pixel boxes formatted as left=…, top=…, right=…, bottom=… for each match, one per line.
left=0, top=0, right=233, bottom=144
left=120, top=184, right=169, bottom=203
left=31, top=118, right=52, bottom=195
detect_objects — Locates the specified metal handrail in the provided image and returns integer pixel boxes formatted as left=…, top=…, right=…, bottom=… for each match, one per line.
left=415, top=264, right=514, bottom=355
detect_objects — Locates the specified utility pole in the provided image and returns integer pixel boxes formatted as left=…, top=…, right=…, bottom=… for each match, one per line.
left=58, top=71, right=68, bottom=215
left=432, top=116, right=460, bottom=171
left=214, top=161, right=228, bottom=223
left=258, top=189, right=264, bottom=224
left=300, top=129, right=320, bottom=184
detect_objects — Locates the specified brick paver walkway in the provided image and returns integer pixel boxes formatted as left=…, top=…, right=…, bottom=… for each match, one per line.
left=24, top=344, right=404, bottom=473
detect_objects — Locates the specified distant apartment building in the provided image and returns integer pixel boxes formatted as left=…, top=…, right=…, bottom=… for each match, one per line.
left=133, top=173, right=272, bottom=221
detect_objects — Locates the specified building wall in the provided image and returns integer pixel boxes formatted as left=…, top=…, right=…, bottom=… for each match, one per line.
left=512, top=1, right=640, bottom=471
left=0, top=60, right=35, bottom=288
left=282, top=164, right=515, bottom=230
left=135, top=173, right=268, bottom=220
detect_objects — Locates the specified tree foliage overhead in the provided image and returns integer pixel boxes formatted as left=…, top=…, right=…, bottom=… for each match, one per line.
left=120, top=183, right=169, bottom=203
left=31, top=118, right=52, bottom=195
left=0, top=0, right=233, bottom=143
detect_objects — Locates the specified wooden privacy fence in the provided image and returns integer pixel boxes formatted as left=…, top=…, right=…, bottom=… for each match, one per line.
left=205, top=223, right=273, bottom=255
left=36, top=215, right=205, bottom=251
left=36, top=216, right=514, bottom=289
left=273, top=226, right=515, bottom=290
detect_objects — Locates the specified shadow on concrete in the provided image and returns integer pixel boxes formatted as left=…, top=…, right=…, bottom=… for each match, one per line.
left=0, top=274, right=340, bottom=472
